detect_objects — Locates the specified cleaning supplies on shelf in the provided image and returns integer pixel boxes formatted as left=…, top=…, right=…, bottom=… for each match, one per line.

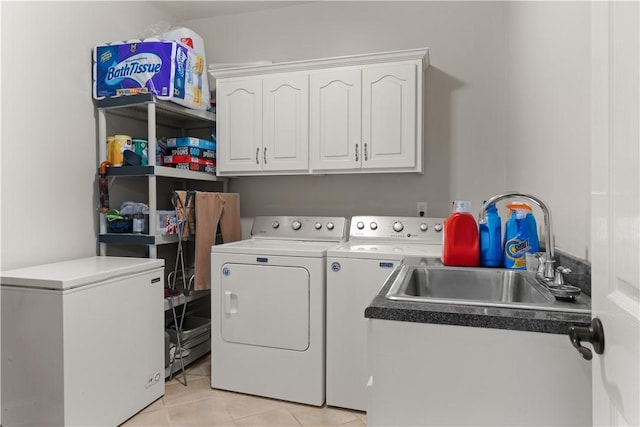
left=524, top=207, right=540, bottom=253
left=479, top=201, right=502, bottom=267
left=503, top=203, right=539, bottom=269
left=442, top=200, right=479, bottom=267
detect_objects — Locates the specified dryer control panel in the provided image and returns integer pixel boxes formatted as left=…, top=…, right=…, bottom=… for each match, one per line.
left=251, top=216, right=348, bottom=241
left=349, top=216, right=444, bottom=243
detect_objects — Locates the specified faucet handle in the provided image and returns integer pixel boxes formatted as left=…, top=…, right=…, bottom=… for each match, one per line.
left=554, top=266, right=572, bottom=285
left=535, top=253, right=547, bottom=275
left=543, top=258, right=556, bottom=280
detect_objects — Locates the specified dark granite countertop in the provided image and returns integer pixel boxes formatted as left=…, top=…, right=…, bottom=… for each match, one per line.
left=365, top=262, right=592, bottom=335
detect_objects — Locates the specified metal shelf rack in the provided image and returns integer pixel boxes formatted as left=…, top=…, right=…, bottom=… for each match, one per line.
left=96, top=93, right=227, bottom=258
left=96, top=94, right=221, bottom=385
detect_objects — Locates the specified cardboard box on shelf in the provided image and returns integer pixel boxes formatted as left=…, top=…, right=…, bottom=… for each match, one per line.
left=166, top=137, right=216, bottom=151
left=172, top=163, right=216, bottom=173
left=163, top=154, right=215, bottom=166
left=168, top=146, right=216, bottom=159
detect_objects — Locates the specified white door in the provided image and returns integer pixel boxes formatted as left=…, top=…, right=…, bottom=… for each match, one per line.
left=220, top=263, right=310, bottom=351
left=263, top=73, right=309, bottom=172
left=310, top=68, right=362, bottom=170
left=591, top=2, right=640, bottom=425
left=362, top=63, right=417, bottom=169
left=217, top=78, right=263, bottom=173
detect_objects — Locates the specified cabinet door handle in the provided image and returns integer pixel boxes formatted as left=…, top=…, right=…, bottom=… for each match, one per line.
left=364, top=143, right=368, bottom=161
left=256, top=147, right=260, bottom=164
left=355, top=143, right=359, bottom=162
left=263, top=147, right=267, bottom=164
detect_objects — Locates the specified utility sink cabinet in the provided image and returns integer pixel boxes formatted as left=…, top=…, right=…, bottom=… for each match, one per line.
left=366, top=319, right=592, bottom=426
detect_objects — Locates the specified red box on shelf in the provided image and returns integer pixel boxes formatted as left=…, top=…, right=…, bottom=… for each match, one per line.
left=168, top=146, right=216, bottom=159
left=162, top=154, right=215, bottom=166
left=172, top=162, right=216, bottom=173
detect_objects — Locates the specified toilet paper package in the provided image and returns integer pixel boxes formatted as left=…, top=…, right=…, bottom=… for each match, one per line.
left=93, top=38, right=207, bottom=110
left=160, top=27, right=211, bottom=107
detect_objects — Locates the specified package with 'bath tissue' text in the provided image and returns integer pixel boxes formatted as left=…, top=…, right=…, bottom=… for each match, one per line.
left=93, top=38, right=207, bottom=110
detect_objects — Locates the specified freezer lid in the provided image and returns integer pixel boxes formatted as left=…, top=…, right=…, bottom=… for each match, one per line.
left=0, top=256, right=164, bottom=290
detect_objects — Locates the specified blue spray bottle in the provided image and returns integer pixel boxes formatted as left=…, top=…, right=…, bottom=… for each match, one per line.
left=503, top=203, right=538, bottom=269
left=525, top=211, right=540, bottom=253
left=479, top=201, right=502, bottom=267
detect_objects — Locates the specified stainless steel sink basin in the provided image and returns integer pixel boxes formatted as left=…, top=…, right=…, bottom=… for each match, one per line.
left=385, top=263, right=590, bottom=313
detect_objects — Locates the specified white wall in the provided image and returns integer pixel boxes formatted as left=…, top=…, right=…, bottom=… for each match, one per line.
left=0, top=1, right=592, bottom=263
left=0, top=1, right=171, bottom=271
left=181, top=1, right=591, bottom=259
left=0, top=3, right=173, bottom=422
left=183, top=1, right=508, bottom=223
left=504, top=2, right=591, bottom=259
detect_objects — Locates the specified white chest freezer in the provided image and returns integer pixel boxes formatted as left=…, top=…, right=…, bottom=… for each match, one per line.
left=1, top=256, right=165, bottom=427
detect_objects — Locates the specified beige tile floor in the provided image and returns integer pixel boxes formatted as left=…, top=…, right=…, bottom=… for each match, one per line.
left=121, top=354, right=367, bottom=427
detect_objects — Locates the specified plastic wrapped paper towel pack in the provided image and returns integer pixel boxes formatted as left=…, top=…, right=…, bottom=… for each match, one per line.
left=160, top=27, right=211, bottom=106
left=93, top=34, right=210, bottom=110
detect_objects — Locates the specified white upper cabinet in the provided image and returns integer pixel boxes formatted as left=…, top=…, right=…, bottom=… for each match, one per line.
left=263, top=73, right=309, bottom=172
left=310, top=69, right=362, bottom=170
left=210, top=48, right=428, bottom=176
left=217, top=74, right=308, bottom=175
left=362, top=63, right=417, bottom=170
left=216, top=78, right=263, bottom=173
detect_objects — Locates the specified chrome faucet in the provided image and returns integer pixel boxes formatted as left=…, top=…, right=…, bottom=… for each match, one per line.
left=479, top=192, right=556, bottom=280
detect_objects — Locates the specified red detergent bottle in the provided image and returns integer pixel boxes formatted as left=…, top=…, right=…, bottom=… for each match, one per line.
left=442, top=200, right=479, bottom=267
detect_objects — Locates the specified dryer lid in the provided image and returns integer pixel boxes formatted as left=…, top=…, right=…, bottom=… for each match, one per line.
left=212, top=238, right=341, bottom=257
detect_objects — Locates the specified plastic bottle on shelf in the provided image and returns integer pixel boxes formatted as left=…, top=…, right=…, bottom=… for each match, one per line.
left=525, top=209, right=540, bottom=253
left=479, top=201, right=502, bottom=267
left=503, top=203, right=538, bottom=269
left=442, top=200, right=479, bottom=267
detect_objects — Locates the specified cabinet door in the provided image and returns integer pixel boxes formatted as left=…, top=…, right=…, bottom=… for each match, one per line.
left=362, top=63, right=417, bottom=169
left=310, top=69, right=362, bottom=170
left=263, top=73, right=309, bottom=172
left=217, top=78, right=263, bottom=173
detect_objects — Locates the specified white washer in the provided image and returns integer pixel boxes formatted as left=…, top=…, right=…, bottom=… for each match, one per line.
left=326, top=216, right=444, bottom=411
left=211, top=216, right=347, bottom=406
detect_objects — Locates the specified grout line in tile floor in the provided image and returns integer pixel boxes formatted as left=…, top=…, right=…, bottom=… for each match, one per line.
left=121, top=353, right=367, bottom=427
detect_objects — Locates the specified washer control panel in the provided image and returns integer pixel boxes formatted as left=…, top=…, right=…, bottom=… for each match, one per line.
left=349, top=216, right=444, bottom=243
left=251, top=216, right=348, bottom=241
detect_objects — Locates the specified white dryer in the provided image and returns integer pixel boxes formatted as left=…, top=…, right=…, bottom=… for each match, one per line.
left=211, top=216, right=347, bottom=406
left=326, top=216, right=444, bottom=411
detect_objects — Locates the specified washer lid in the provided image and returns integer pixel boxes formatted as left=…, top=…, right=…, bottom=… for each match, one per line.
left=1, top=256, right=164, bottom=291
left=327, top=242, right=443, bottom=260
left=212, top=238, right=340, bottom=257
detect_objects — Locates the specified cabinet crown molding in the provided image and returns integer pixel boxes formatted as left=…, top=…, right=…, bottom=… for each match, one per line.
left=209, top=48, right=429, bottom=79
